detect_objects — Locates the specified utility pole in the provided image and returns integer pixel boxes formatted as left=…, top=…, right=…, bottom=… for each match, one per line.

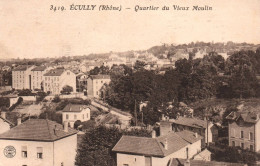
left=134, top=99, right=137, bottom=126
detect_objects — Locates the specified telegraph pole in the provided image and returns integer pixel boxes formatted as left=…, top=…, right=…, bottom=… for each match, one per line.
left=134, top=99, right=137, bottom=126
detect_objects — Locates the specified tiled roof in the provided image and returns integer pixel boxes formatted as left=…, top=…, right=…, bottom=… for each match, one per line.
left=226, top=111, right=259, bottom=123
left=31, top=66, right=47, bottom=71
left=170, top=158, right=246, bottom=166
left=112, top=130, right=202, bottom=157
left=88, top=75, right=110, bottom=80
left=44, top=68, right=65, bottom=76
left=0, top=119, right=77, bottom=141
left=13, top=65, right=33, bottom=71
left=172, top=117, right=209, bottom=129
left=62, top=104, right=89, bottom=112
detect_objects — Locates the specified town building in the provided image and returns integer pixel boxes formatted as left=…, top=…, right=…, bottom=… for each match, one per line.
left=160, top=116, right=218, bottom=145
left=0, top=119, right=77, bottom=166
left=12, top=65, right=35, bottom=90
left=226, top=105, right=260, bottom=152
left=0, top=111, right=14, bottom=134
left=43, top=68, right=76, bottom=95
left=62, top=104, right=91, bottom=127
left=87, top=75, right=110, bottom=98
left=112, top=130, right=202, bottom=166
left=170, top=158, right=246, bottom=166
left=31, top=66, right=50, bottom=91
left=76, top=73, right=88, bottom=92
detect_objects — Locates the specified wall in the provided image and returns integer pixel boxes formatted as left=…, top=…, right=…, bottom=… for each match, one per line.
left=0, top=139, right=53, bottom=166
left=20, top=96, right=37, bottom=102
left=54, top=134, right=77, bottom=166
left=255, top=120, right=260, bottom=152
left=0, top=119, right=11, bottom=134
left=117, top=153, right=145, bottom=166
left=87, top=78, right=93, bottom=97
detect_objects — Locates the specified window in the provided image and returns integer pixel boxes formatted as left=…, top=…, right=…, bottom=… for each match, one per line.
left=21, top=146, right=27, bottom=158
left=232, top=141, right=235, bottom=147
left=96, top=91, right=98, bottom=95
left=241, top=143, right=244, bottom=149
left=37, top=147, right=43, bottom=159
left=240, top=131, right=244, bottom=138
left=123, top=164, right=129, bottom=166
left=249, top=132, right=253, bottom=140
left=67, top=72, right=70, bottom=75
left=66, top=114, right=69, bottom=119
left=86, top=113, right=88, bottom=119
left=250, top=145, right=254, bottom=151
left=101, top=80, right=103, bottom=83
left=82, top=114, right=84, bottom=119
left=74, top=114, right=77, bottom=119
left=61, top=162, right=64, bottom=166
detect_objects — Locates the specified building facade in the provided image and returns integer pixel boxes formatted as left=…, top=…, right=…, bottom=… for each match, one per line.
left=43, top=68, right=76, bottom=95
left=31, top=66, right=50, bottom=91
left=12, top=65, right=34, bottom=90
left=87, top=75, right=110, bottom=98
left=226, top=111, right=260, bottom=152
left=0, top=119, right=77, bottom=166
left=62, top=104, right=91, bottom=127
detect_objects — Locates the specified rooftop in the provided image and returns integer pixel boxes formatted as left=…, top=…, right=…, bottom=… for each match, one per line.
left=13, top=65, right=33, bottom=71
left=112, top=130, right=202, bottom=157
left=171, top=117, right=210, bottom=129
left=31, top=66, right=47, bottom=71
left=44, top=68, right=65, bottom=76
left=0, top=119, right=77, bottom=141
left=0, top=116, right=14, bottom=127
left=62, top=104, right=90, bottom=112
left=170, top=158, right=246, bottom=166
left=88, top=74, right=110, bottom=80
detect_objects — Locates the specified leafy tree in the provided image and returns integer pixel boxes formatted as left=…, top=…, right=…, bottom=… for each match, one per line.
left=18, top=89, right=34, bottom=96
left=60, top=85, right=73, bottom=95
left=52, top=95, right=61, bottom=103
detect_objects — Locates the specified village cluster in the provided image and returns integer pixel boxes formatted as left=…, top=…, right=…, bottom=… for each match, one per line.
left=0, top=42, right=260, bottom=166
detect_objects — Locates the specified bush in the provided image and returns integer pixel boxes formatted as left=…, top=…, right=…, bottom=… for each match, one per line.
left=9, top=97, right=23, bottom=111
left=18, top=89, right=35, bottom=96
left=52, top=95, right=61, bottom=103
left=60, top=85, right=73, bottom=95
left=55, top=100, right=68, bottom=111
left=0, top=97, right=10, bottom=107
left=36, top=91, right=47, bottom=103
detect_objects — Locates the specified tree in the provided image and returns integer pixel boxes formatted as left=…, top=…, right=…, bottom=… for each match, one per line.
left=60, top=85, right=73, bottom=95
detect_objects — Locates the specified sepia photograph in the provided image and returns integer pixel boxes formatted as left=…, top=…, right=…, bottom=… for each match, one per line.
left=0, top=0, right=260, bottom=165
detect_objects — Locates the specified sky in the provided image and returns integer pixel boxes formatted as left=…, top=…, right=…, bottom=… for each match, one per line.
left=0, top=0, right=260, bottom=59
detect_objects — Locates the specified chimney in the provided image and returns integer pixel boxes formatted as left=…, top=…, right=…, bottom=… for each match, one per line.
left=184, top=159, right=190, bottom=166
left=165, top=138, right=168, bottom=150
left=17, top=118, right=22, bottom=125
left=63, top=121, right=69, bottom=132
left=152, top=130, right=156, bottom=138
left=1, top=111, right=6, bottom=119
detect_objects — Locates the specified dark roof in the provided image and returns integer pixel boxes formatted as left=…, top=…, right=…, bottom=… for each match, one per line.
left=172, top=117, right=209, bottom=129
left=44, top=68, right=65, bottom=76
left=13, top=65, right=33, bottom=71
left=171, top=158, right=246, bottom=166
left=0, top=119, right=77, bottom=141
left=88, top=75, right=110, bottom=80
left=226, top=111, right=259, bottom=123
left=62, top=104, right=90, bottom=112
left=112, top=130, right=202, bottom=157
left=31, top=66, right=47, bottom=71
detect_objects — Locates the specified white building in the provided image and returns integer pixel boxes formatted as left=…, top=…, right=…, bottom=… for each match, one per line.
left=112, top=130, right=202, bottom=166
left=0, top=119, right=77, bottom=166
left=31, top=66, right=50, bottom=91
left=12, top=65, right=34, bottom=90
left=43, top=68, right=76, bottom=95
left=87, top=75, right=111, bottom=98
left=62, top=104, right=91, bottom=127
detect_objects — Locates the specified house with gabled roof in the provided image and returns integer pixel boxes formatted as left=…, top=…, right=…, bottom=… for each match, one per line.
left=62, top=104, right=91, bottom=127
left=112, top=130, right=202, bottom=166
left=43, top=68, right=76, bottom=94
left=87, top=74, right=110, bottom=98
left=12, top=65, right=35, bottom=90
left=0, top=119, right=77, bottom=166
left=226, top=103, right=260, bottom=153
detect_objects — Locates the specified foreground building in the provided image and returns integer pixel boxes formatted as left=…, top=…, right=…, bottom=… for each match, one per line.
left=87, top=75, right=110, bottom=98
left=43, top=68, right=76, bottom=95
left=112, top=130, right=202, bottom=166
left=226, top=107, right=260, bottom=152
left=0, top=119, right=77, bottom=166
left=62, top=104, right=91, bottom=127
